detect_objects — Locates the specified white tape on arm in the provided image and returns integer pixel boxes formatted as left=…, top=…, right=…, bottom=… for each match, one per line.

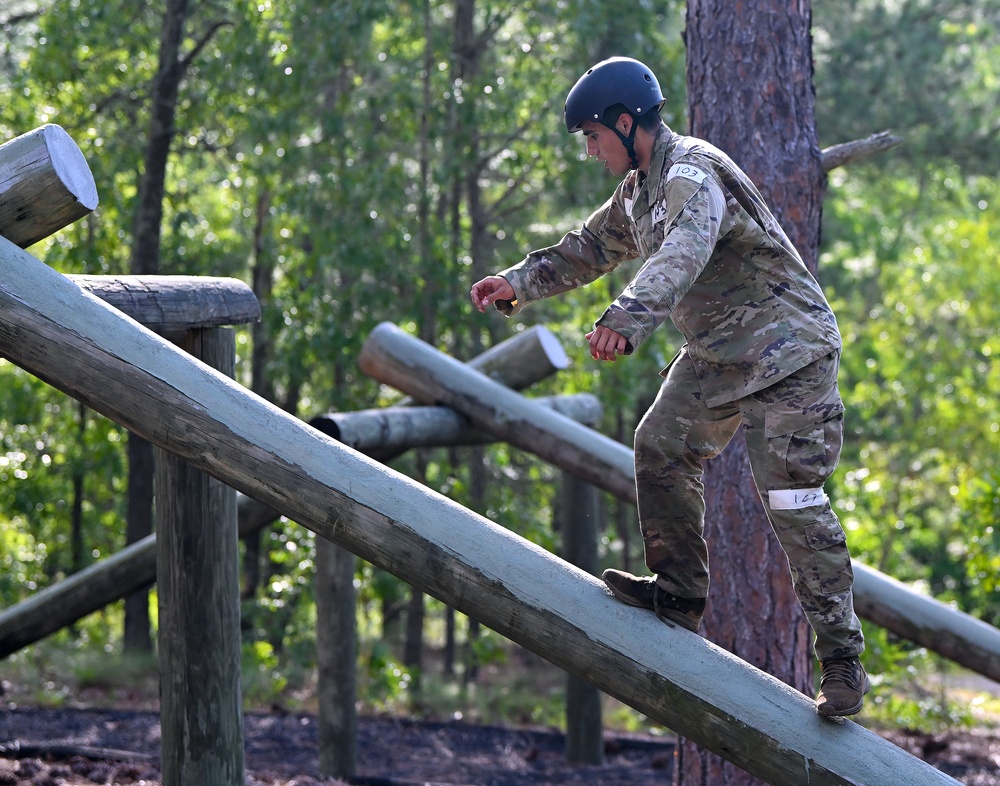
left=768, top=488, right=829, bottom=510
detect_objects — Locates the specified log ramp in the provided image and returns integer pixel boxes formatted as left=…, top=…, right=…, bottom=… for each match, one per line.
left=0, top=244, right=963, bottom=786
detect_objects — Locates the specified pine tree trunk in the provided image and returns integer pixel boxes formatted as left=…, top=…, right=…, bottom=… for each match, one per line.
left=678, top=1, right=822, bottom=783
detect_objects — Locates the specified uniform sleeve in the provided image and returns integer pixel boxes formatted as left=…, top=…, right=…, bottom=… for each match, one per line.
left=596, top=166, right=727, bottom=351
left=492, top=182, right=640, bottom=317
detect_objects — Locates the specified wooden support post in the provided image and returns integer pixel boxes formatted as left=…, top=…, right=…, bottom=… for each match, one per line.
left=0, top=240, right=962, bottom=786
left=316, top=537, right=357, bottom=778
left=0, top=125, right=99, bottom=247
left=358, top=322, right=1000, bottom=685
left=560, top=472, right=604, bottom=765
left=156, top=327, right=244, bottom=786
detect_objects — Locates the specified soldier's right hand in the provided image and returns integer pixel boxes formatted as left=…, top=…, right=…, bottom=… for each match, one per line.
left=470, top=276, right=515, bottom=313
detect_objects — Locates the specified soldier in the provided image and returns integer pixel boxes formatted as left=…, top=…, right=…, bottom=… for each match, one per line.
left=470, top=57, right=869, bottom=717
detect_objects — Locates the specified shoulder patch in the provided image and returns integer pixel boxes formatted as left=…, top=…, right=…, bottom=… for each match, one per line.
left=667, top=163, right=709, bottom=185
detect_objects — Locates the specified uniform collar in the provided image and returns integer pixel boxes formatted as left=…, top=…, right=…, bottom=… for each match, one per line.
left=634, top=124, right=677, bottom=210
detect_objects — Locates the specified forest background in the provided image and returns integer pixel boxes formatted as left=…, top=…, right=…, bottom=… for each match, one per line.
left=1, top=0, right=998, bottom=736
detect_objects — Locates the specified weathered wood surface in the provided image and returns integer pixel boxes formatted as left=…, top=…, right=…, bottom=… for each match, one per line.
left=0, top=125, right=98, bottom=247
left=0, top=238, right=961, bottom=786
left=311, top=393, right=601, bottom=457
left=156, top=327, right=244, bottom=786
left=358, top=322, right=1000, bottom=685
left=360, top=322, right=635, bottom=498
left=69, top=275, right=260, bottom=338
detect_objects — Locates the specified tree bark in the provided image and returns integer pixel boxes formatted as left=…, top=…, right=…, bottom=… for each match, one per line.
left=683, top=2, right=822, bottom=783
left=124, top=0, right=192, bottom=656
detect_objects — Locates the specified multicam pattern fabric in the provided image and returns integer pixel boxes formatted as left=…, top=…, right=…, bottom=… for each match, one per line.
left=635, top=349, right=864, bottom=659
left=492, top=123, right=865, bottom=660
left=495, top=124, right=842, bottom=407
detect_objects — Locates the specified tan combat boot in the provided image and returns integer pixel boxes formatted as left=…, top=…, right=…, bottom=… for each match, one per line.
left=602, top=569, right=705, bottom=632
left=816, top=656, right=871, bottom=717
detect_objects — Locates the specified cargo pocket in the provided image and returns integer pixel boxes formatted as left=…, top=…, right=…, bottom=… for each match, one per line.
left=802, top=514, right=854, bottom=595
left=764, top=382, right=845, bottom=487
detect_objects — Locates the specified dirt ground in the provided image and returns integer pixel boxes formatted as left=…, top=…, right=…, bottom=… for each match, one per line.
left=0, top=706, right=998, bottom=786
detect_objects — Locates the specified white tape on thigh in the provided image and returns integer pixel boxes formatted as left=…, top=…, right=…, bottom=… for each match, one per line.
left=768, top=488, right=829, bottom=510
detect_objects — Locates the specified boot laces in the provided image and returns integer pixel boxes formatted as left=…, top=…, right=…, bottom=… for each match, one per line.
left=821, top=658, right=858, bottom=688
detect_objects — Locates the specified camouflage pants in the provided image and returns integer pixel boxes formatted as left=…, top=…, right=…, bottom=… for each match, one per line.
left=634, top=349, right=864, bottom=660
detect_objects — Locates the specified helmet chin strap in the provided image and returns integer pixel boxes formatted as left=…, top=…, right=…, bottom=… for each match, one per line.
left=602, top=116, right=640, bottom=170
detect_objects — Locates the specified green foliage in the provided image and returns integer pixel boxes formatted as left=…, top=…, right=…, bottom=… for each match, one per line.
left=2, top=0, right=999, bottom=732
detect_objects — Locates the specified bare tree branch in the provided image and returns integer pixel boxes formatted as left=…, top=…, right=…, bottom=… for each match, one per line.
left=821, top=130, right=904, bottom=172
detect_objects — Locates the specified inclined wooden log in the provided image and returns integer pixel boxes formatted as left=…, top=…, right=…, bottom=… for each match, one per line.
left=69, top=275, right=260, bottom=339
left=359, top=322, right=635, bottom=498
left=0, top=239, right=961, bottom=786
left=0, top=535, right=156, bottom=658
left=0, top=317, right=583, bottom=657
left=852, top=562, right=1000, bottom=682
left=0, top=125, right=99, bottom=247
left=358, top=322, right=1000, bottom=685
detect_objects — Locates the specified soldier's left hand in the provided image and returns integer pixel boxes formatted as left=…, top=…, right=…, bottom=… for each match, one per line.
left=586, top=326, right=627, bottom=362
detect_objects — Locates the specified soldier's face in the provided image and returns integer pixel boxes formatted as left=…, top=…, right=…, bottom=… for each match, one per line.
left=580, top=120, right=631, bottom=177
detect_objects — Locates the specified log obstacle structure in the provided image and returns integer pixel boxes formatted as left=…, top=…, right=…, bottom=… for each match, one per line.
left=0, top=238, right=964, bottom=785
left=358, top=321, right=1000, bottom=685
left=0, top=329, right=592, bottom=658
left=1, top=126, right=255, bottom=786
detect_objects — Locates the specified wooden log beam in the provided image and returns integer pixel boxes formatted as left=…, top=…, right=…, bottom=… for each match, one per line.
left=68, top=275, right=260, bottom=339
left=359, top=322, right=635, bottom=498
left=0, top=393, right=599, bottom=658
left=310, top=393, right=601, bottom=458
left=0, top=535, right=156, bottom=658
left=0, top=125, right=98, bottom=247
left=852, top=562, right=1000, bottom=683
left=358, top=322, right=1000, bottom=685
left=0, top=239, right=960, bottom=786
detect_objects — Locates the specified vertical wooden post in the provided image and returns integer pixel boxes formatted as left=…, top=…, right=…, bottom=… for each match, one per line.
left=157, top=327, right=244, bottom=786
left=560, top=472, right=604, bottom=765
left=316, top=536, right=357, bottom=778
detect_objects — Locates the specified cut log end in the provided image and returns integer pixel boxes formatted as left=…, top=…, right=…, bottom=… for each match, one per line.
left=45, top=124, right=99, bottom=210
left=535, top=324, right=570, bottom=370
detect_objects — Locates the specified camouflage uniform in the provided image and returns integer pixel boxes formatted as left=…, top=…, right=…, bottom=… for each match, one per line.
left=495, top=124, right=864, bottom=660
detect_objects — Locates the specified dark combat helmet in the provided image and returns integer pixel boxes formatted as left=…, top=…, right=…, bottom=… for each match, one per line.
left=564, top=57, right=664, bottom=169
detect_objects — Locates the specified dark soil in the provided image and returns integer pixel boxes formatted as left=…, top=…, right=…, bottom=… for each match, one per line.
left=0, top=706, right=997, bottom=785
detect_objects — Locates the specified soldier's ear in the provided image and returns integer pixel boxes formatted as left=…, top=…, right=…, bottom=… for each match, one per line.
left=616, top=113, right=633, bottom=135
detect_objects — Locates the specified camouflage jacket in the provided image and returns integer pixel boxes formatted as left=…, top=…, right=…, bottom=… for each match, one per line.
left=495, top=124, right=842, bottom=406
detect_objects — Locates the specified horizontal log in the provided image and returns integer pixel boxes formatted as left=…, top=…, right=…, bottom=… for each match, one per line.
left=310, top=393, right=602, bottom=457
left=358, top=322, right=1000, bottom=685
left=68, top=275, right=260, bottom=337
left=0, top=238, right=960, bottom=785
left=0, top=125, right=98, bottom=247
